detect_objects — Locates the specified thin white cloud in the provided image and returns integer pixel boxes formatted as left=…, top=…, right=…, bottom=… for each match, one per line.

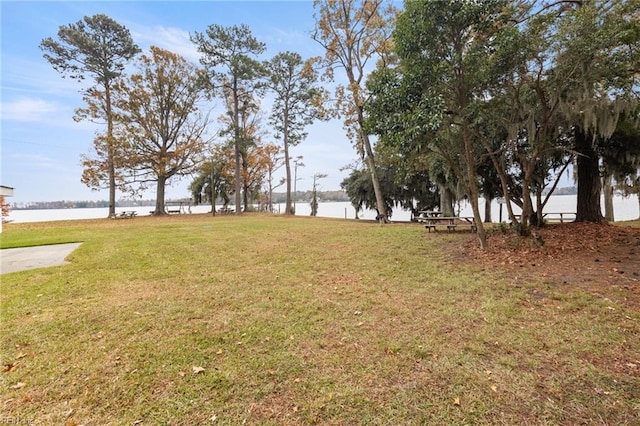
left=1, top=97, right=61, bottom=122
left=132, top=25, right=201, bottom=63
left=264, top=27, right=316, bottom=51
left=2, top=56, right=86, bottom=97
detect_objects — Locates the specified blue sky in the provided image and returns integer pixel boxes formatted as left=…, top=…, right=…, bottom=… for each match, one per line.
left=1, top=0, right=359, bottom=204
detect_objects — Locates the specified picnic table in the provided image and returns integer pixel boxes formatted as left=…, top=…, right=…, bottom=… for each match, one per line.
left=414, top=210, right=441, bottom=222
left=512, top=212, right=576, bottom=224
left=110, top=211, right=137, bottom=219
left=417, top=210, right=477, bottom=233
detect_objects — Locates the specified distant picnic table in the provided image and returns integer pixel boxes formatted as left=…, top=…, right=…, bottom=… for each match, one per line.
left=110, top=211, right=137, bottom=219
left=513, top=212, right=576, bottom=224
left=416, top=210, right=477, bottom=233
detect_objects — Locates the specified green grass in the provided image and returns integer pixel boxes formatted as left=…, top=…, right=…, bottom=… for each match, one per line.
left=1, top=214, right=639, bottom=425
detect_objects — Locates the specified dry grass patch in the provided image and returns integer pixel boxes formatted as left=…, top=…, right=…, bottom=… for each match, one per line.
left=1, top=215, right=639, bottom=424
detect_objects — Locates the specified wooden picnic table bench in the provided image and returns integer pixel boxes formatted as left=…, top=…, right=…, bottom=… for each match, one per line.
left=542, top=212, right=576, bottom=223
left=512, top=212, right=576, bottom=224
left=414, top=210, right=442, bottom=223
left=110, top=211, right=137, bottom=219
left=416, top=211, right=477, bottom=233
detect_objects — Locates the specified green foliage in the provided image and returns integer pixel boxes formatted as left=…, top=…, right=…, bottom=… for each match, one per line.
left=40, top=14, right=140, bottom=84
left=264, top=52, right=328, bottom=147
left=191, top=24, right=267, bottom=213
left=366, top=0, right=640, bottom=231
left=189, top=144, right=234, bottom=211
left=40, top=14, right=140, bottom=216
left=264, top=52, right=329, bottom=213
left=191, top=23, right=266, bottom=88
left=341, top=168, right=375, bottom=215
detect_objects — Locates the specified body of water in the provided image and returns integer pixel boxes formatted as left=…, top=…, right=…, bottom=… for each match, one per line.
left=4, top=195, right=639, bottom=224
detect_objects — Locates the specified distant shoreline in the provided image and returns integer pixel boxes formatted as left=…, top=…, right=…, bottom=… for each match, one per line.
left=10, top=188, right=581, bottom=210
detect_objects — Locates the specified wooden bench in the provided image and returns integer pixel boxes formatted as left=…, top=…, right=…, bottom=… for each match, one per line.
left=543, top=212, right=575, bottom=223
left=512, top=212, right=576, bottom=224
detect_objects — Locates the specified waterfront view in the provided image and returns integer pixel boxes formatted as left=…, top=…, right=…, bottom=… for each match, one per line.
left=5, top=194, right=639, bottom=224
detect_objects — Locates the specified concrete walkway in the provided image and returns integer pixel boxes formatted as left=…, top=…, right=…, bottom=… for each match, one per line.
left=1, top=243, right=82, bottom=274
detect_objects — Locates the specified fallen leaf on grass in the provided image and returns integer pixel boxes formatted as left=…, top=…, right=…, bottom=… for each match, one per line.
left=192, top=366, right=206, bottom=374
left=10, top=382, right=25, bottom=389
left=453, top=397, right=461, bottom=406
left=2, top=363, right=16, bottom=373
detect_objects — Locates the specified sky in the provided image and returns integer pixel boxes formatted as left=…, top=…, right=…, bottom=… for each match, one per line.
left=0, top=0, right=362, bottom=205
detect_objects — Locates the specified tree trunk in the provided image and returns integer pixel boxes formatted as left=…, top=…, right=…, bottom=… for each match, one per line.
left=463, top=123, right=487, bottom=249
left=283, top=106, right=294, bottom=215
left=284, top=136, right=292, bottom=215
left=107, top=148, right=116, bottom=218
left=243, top=181, right=250, bottom=213
left=233, top=78, right=242, bottom=215
left=210, top=176, right=216, bottom=217
left=602, top=174, right=614, bottom=222
left=485, top=149, right=517, bottom=223
left=154, top=175, right=167, bottom=215
left=363, top=141, right=387, bottom=223
left=535, top=190, right=543, bottom=227
left=357, top=104, right=387, bottom=223
left=105, top=83, right=117, bottom=218
left=439, top=184, right=455, bottom=216
left=484, top=196, right=492, bottom=223
left=575, top=127, right=604, bottom=223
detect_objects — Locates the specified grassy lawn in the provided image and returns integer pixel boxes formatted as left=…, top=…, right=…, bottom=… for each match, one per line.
left=1, top=214, right=638, bottom=425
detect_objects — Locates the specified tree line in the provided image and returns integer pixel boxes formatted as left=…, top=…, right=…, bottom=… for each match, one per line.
left=342, top=0, right=639, bottom=248
left=40, top=1, right=639, bottom=248
left=40, top=14, right=330, bottom=218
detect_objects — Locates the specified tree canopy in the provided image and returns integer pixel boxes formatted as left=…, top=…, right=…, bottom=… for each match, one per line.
left=191, top=24, right=267, bottom=215
left=264, top=52, right=328, bottom=214
left=40, top=14, right=140, bottom=217
left=113, top=46, right=209, bottom=215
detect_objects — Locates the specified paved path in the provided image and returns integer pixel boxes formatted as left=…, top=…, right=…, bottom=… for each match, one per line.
left=1, top=243, right=82, bottom=274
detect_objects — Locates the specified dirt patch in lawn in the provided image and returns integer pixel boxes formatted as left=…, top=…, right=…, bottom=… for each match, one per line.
left=457, top=222, right=640, bottom=310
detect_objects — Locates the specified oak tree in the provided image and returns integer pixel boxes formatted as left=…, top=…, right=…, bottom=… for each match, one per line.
left=113, top=46, right=209, bottom=215
left=552, top=0, right=640, bottom=222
